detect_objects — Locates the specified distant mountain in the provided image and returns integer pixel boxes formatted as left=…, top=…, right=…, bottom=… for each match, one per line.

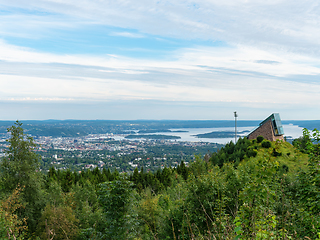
left=282, top=120, right=320, bottom=130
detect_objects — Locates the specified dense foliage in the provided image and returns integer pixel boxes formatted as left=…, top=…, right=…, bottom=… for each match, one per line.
left=0, top=121, right=319, bottom=239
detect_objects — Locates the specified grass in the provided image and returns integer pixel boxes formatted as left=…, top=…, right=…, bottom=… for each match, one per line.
left=249, top=140, right=309, bottom=173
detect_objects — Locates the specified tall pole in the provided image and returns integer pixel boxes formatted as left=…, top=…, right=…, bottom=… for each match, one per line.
left=234, top=111, right=238, bottom=143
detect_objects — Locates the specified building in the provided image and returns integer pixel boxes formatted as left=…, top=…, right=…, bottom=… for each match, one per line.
left=247, top=113, right=284, bottom=141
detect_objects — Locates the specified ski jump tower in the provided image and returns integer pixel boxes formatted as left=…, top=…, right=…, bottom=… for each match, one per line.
left=247, top=113, right=284, bottom=142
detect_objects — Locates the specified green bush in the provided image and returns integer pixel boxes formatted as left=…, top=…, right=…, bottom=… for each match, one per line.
left=261, top=140, right=271, bottom=148
left=272, top=148, right=282, bottom=157
left=247, top=149, right=258, bottom=158
left=280, top=164, right=289, bottom=173
left=257, top=136, right=264, bottom=143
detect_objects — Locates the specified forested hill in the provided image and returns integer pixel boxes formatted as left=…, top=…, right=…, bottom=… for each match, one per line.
left=0, top=122, right=319, bottom=239
left=0, top=120, right=261, bottom=136
left=0, top=119, right=319, bottom=137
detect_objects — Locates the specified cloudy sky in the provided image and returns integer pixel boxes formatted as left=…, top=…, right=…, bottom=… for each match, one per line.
left=0, top=0, right=320, bottom=120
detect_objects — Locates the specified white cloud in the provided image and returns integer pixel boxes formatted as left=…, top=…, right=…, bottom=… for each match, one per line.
left=1, top=39, right=319, bottom=78
left=1, top=0, right=319, bottom=55
left=0, top=12, right=77, bottom=39
left=1, top=39, right=320, bottom=108
left=1, top=70, right=320, bottom=108
left=109, top=32, right=144, bottom=38
left=1, top=1, right=320, bottom=119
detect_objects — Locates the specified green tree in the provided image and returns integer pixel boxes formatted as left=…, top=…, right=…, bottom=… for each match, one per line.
left=0, top=121, right=44, bottom=233
left=38, top=204, right=78, bottom=240
left=176, top=160, right=188, bottom=180
left=137, top=188, right=163, bottom=239
left=71, top=181, right=105, bottom=234
left=0, top=187, right=27, bottom=239
left=98, top=176, right=137, bottom=239
left=292, top=133, right=311, bottom=153
left=292, top=128, right=320, bottom=237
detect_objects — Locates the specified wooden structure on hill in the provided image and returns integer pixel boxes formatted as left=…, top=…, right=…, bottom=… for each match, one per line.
left=247, top=113, right=284, bottom=141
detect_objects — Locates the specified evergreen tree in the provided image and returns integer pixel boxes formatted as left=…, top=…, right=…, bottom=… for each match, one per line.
left=98, top=176, right=137, bottom=239
left=0, top=121, right=44, bottom=233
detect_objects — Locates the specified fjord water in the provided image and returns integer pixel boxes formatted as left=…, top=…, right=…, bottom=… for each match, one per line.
left=113, top=124, right=304, bottom=144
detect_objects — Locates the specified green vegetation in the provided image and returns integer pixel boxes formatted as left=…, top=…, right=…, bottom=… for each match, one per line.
left=257, top=135, right=264, bottom=143
left=0, top=121, right=319, bottom=239
left=0, top=120, right=261, bottom=137
left=195, top=130, right=250, bottom=138
left=261, top=139, right=272, bottom=148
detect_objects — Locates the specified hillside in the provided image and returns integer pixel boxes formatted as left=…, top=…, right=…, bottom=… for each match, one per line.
left=210, top=136, right=309, bottom=171
left=246, top=138, right=309, bottom=173
left=0, top=122, right=319, bottom=239
left=254, top=142, right=309, bottom=174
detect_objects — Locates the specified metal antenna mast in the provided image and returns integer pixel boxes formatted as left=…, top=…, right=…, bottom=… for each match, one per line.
left=234, top=111, right=238, bottom=143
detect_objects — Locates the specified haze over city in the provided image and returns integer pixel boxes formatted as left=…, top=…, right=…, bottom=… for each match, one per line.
left=1, top=1, right=320, bottom=120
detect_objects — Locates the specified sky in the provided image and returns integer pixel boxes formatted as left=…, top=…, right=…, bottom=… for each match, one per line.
left=0, top=0, right=320, bottom=120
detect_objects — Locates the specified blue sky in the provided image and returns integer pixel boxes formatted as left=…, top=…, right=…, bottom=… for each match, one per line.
left=1, top=0, right=320, bottom=120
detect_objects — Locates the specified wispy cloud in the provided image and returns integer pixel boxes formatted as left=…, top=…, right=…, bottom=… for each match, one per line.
left=1, top=1, right=320, bottom=119
left=109, top=32, right=144, bottom=38
left=1, top=1, right=320, bottom=55
left=1, top=39, right=319, bottom=77
left=255, top=60, right=280, bottom=65
left=1, top=39, right=320, bottom=109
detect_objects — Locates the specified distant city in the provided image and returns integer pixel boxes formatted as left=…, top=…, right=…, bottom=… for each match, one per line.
left=0, top=129, right=223, bottom=172
left=0, top=119, right=319, bottom=172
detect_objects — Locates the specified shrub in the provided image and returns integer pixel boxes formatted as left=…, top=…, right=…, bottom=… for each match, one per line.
left=257, top=136, right=264, bottom=143
left=261, top=140, right=271, bottom=148
left=247, top=149, right=258, bottom=158
left=272, top=148, right=282, bottom=157
left=281, top=164, right=289, bottom=173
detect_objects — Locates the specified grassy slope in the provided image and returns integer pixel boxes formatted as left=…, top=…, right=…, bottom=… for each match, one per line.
left=246, top=140, right=309, bottom=173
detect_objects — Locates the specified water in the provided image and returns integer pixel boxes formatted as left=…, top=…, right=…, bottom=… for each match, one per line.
left=112, top=124, right=304, bottom=144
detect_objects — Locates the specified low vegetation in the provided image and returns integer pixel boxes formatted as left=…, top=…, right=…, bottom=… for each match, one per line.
left=0, top=122, right=319, bottom=239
